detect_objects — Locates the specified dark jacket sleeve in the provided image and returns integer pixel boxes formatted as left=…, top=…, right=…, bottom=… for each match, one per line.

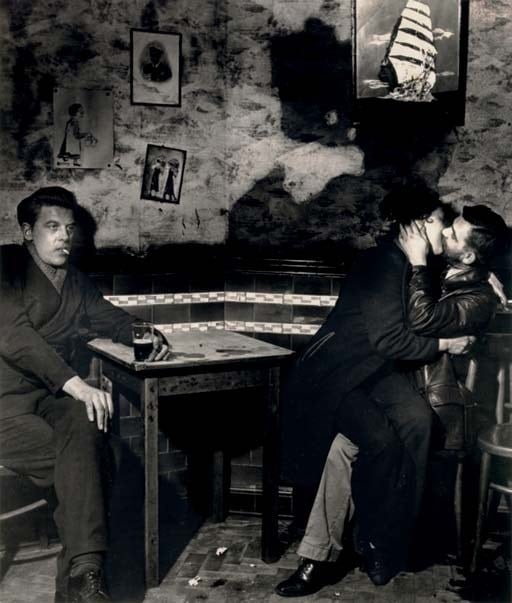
left=78, top=271, right=136, bottom=345
left=407, top=266, right=497, bottom=338
left=0, top=283, right=77, bottom=393
left=358, top=248, right=440, bottom=362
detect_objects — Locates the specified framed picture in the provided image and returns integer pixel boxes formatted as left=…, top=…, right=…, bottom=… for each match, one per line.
left=141, top=144, right=186, bottom=204
left=53, top=88, right=113, bottom=169
left=352, top=0, right=469, bottom=125
left=131, top=29, right=182, bottom=106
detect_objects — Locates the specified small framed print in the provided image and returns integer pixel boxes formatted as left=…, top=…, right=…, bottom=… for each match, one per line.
left=141, top=144, right=186, bottom=204
left=131, top=29, right=182, bottom=106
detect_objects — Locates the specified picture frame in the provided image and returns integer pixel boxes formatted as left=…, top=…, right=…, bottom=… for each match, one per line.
left=130, top=29, right=182, bottom=106
left=352, top=0, right=469, bottom=125
left=53, top=88, right=113, bottom=169
left=141, top=144, right=186, bottom=204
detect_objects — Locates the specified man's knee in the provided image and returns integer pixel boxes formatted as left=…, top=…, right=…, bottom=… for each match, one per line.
left=58, top=399, right=103, bottom=445
left=329, top=433, right=359, bottom=466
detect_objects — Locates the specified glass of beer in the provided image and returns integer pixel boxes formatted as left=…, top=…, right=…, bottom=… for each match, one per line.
left=132, top=322, right=154, bottom=361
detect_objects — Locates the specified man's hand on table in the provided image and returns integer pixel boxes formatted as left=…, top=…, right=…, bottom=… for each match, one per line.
left=63, top=375, right=113, bottom=432
left=146, top=328, right=172, bottom=362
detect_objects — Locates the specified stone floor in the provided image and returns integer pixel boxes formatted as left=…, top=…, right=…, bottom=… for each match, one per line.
left=0, top=515, right=510, bottom=603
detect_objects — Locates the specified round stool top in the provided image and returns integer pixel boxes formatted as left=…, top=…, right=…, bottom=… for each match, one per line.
left=478, top=423, right=512, bottom=458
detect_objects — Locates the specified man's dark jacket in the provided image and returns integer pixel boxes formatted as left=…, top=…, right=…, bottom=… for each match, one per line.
left=0, top=244, right=136, bottom=419
left=281, top=241, right=497, bottom=487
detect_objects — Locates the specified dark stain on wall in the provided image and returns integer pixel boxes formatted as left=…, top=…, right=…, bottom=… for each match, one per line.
left=230, top=20, right=459, bottom=259
left=228, top=167, right=386, bottom=259
left=112, top=37, right=130, bottom=51
left=271, top=18, right=352, bottom=143
left=141, top=2, right=159, bottom=30
left=355, top=102, right=455, bottom=176
left=11, top=44, right=40, bottom=147
left=23, top=137, right=53, bottom=181
left=55, top=28, right=98, bottom=74
left=190, top=36, right=202, bottom=68
left=37, top=73, right=57, bottom=105
left=7, top=0, right=33, bottom=38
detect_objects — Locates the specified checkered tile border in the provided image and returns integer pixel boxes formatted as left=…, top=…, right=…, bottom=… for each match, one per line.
left=158, top=322, right=225, bottom=333
left=156, top=321, right=320, bottom=336
left=106, top=291, right=226, bottom=306
left=106, top=291, right=337, bottom=307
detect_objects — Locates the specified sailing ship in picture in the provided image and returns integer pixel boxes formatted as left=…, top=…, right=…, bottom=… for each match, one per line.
left=354, top=0, right=461, bottom=102
left=379, top=0, right=437, bottom=101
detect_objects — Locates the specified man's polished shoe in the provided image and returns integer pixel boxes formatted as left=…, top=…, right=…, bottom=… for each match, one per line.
left=68, top=569, right=110, bottom=602
left=275, top=559, right=337, bottom=597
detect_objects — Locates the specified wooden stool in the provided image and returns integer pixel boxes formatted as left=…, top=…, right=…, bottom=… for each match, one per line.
left=469, top=332, right=512, bottom=573
left=470, top=424, right=512, bottom=573
left=0, top=466, right=50, bottom=561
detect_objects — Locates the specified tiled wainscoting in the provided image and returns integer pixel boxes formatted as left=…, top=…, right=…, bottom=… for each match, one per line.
left=87, top=255, right=347, bottom=516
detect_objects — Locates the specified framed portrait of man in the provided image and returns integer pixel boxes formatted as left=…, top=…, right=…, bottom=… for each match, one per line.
left=131, top=29, right=182, bottom=106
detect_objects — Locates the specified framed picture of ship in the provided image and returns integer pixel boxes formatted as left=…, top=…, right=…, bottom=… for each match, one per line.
left=352, top=0, right=469, bottom=124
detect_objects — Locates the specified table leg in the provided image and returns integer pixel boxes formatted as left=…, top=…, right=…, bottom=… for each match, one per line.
left=262, top=366, right=280, bottom=563
left=143, top=378, right=159, bottom=588
left=212, top=450, right=230, bottom=522
left=470, top=451, right=491, bottom=574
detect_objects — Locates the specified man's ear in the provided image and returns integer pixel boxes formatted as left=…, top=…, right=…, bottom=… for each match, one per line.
left=461, top=249, right=476, bottom=265
left=21, top=222, right=33, bottom=241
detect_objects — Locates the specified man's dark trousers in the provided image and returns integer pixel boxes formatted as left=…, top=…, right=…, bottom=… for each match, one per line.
left=0, top=394, right=111, bottom=580
left=333, top=370, right=434, bottom=569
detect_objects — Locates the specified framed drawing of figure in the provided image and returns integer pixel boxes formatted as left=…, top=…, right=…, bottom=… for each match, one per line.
left=352, top=0, right=469, bottom=125
left=53, top=88, right=113, bottom=169
left=141, top=144, right=186, bottom=204
left=131, top=29, right=182, bottom=106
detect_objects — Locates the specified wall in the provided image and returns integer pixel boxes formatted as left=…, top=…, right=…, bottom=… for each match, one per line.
left=1, top=1, right=510, bottom=259
left=0, top=0, right=229, bottom=251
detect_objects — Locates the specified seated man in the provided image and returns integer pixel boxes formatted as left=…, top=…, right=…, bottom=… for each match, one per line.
left=277, top=193, right=510, bottom=596
left=0, top=187, right=170, bottom=603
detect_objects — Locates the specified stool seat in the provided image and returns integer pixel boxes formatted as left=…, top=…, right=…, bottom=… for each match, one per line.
left=0, top=465, right=50, bottom=564
left=0, top=465, right=48, bottom=521
left=477, top=423, right=512, bottom=458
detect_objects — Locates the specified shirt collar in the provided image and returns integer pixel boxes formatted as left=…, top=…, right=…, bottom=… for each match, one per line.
left=25, top=242, right=67, bottom=295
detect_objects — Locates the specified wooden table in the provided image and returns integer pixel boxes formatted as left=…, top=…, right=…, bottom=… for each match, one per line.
left=88, top=329, right=294, bottom=587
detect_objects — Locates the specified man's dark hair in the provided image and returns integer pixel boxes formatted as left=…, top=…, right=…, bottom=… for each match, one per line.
left=462, top=204, right=511, bottom=266
left=379, top=184, right=446, bottom=234
left=17, top=187, right=78, bottom=227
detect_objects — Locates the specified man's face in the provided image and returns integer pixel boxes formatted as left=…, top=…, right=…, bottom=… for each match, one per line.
left=22, top=205, right=76, bottom=267
left=422, top=207, right=445, bottom=256
left=442, top=216, right=474, bottom=264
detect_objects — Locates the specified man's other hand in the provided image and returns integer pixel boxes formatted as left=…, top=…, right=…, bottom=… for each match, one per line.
left=62, top=376, right=113, bottom=432
left=439, top=335, right=476, bottom=355
left=146, top=328, right=172, bottom=362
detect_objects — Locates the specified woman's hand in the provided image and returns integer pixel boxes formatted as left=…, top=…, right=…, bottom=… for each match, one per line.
left=399, top=222, right=430, bottom=266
